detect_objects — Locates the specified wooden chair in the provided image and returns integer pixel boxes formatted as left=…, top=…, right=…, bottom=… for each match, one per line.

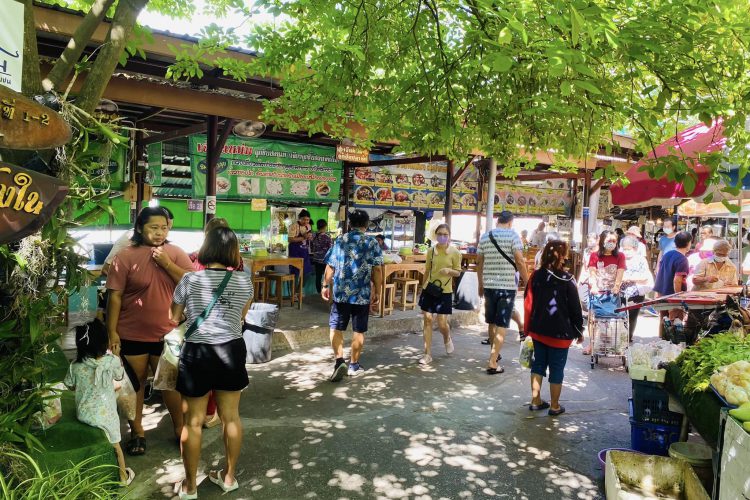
left=252, top=276, right=268, bottom=302
left=266, top=273, right=297, bottom=307
left=382, top=283, right=396, bottom=315
left=393, top=276, right=419, bottom=311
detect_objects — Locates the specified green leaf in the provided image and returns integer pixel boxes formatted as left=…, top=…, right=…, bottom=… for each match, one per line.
left=561, top=81, right=572, bottom=96
left=497, top=26, right=512, bottom=45
left=572, top=79, right=602, bottom=94
left=491, top=54, right=513, bottom=72
left=683, top=173, right=696, bottom=195
left=570, top=6, right=582, bottom=46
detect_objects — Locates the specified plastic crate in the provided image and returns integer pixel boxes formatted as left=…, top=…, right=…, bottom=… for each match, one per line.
left=629, top=399, right=682, bottom=456
left=631, top=380, right=684, bottom=427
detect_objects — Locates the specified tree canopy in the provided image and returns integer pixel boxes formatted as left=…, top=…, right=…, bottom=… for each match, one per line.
left=169, top=0, right=750, bottom=189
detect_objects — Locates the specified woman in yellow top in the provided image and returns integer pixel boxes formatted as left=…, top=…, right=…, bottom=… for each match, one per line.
left=418, top=224, right=462, bottom=365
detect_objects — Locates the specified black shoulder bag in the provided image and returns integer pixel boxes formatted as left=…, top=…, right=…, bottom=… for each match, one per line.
left=423, top=248, right=448, bottom=298
left=488, top=232, right=517, bottom=271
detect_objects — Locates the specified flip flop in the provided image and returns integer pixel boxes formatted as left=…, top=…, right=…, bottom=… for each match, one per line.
left=120, top=467, right=135, bottom=487
left=548, top=406, right=566, bottom=416
left=486, top=366, right=504, bottom=375
left=125, top=436, right=146, bottom=456
left=209, top=469, right=239, bottom=493
left=529, top=402, right=550, bottom=411
left=176, top=479, right=198, bottom=500
left=481, top=339, right=491, bottom=345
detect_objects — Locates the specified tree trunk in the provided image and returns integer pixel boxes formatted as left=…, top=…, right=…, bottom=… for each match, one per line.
left=19, top=0, right=42, bottom=97
left=76, top=0, right=149, bottom=114
left=42, top=0, right=116, bottom=92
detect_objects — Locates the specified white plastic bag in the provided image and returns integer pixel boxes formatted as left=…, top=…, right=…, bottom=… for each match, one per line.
left=116, top=372, right=137, bottom=420
left=153, top=354, right=179, bottom=391
left=519, top=337, right=534, bottom=369
left=32, top=382, right=65, bottom=430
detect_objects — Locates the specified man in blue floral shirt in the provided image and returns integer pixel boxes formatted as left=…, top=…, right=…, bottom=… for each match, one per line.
left=322, top=209, right=383, bottom=381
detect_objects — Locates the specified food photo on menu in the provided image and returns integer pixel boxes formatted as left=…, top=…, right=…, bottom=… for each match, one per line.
left=355, top=166, right=374, bottom=182
left=315, top=182, right=331, bottom=198
left=395, top=173, right=411, bottom=186
left=355, top=186, right=375, bottom=202
left=393, top=191, right=410, bottom=203
left=216, top=176, right=231, bottom=194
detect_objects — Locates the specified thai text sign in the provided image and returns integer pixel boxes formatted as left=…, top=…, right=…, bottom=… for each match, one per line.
left=0, top=85, right=72, bottom=150
left=0, top=162, right=68, bottom=244
left=190, top=136, right=342, bottom=202
left=336, top=144, right=369, bottom=164
left=352, top=161, right=479, bottom=211
left=0, top=1, right=24, bottom=92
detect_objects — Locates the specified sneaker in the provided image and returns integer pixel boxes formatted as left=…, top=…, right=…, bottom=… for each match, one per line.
left=348, top=362, right=365, bottom=377
left=330, top=362, right=348, bottom=382
left=418, top=354, right=433, bottom=365
left=445, top=339, right=455, bottom=354
left=642, top=306, right=659, bottom=317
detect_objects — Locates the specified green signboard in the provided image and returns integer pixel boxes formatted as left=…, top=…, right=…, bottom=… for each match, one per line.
left=190, top=136, right=342, bottom=202
left=146, top=142, right=162, bottom=187
left=80, top=142, right=126, bottom=191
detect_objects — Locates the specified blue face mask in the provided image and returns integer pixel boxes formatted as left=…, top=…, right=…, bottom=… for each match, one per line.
left=437, top=235, right=450, bottom=245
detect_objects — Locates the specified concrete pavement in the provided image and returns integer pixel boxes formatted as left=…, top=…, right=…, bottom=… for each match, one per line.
left=125, top=313, right=663, bottom=499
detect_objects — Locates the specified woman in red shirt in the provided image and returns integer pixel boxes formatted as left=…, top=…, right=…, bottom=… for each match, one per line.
left=584, top=230, right=625, bottom=354
left=524, top=240, right=584, bottom=416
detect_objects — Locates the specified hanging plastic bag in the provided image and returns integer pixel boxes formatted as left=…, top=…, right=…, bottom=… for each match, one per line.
left=519, top=337, right=534, bottom=369
left=153, top=354, right=179, bottom=391
left=116, top=360, right=138, bottom=420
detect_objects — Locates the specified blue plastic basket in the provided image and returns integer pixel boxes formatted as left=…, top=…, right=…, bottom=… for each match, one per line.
left=629, top=399, right=681, bottom=456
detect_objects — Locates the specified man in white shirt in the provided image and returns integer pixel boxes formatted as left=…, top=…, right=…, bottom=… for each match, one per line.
left=477, top=211, right=529, bottom=374
left=530, top=221, right=546, bottom=248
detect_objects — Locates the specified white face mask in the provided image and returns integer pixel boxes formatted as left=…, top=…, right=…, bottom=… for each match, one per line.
left=604, top=242, right=617, bottom=251
left=714, top=256, right=727, bottom=263
left=663, top=228, right=674, bottom=235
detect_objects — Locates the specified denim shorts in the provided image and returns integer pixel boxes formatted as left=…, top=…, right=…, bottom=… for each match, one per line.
left=530, top=339, right=570, bottom=384
left=329, top=302, right=370, bottom=333
left=484, top=288, right=516, bottom=327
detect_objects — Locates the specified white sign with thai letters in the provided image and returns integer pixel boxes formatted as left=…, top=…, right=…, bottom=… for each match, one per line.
left=0, top=1, right=24, bottom=92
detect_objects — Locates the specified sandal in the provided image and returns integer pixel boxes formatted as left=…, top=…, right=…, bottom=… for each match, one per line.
left=486, top=366, right=504, bottom=375
left=529, top=401, right=550, bottom=411
left=548, top=406, right=566, bottom=416
left=120, top=467, right=135, bottom=487
left=209, top=469, right=239, bottom=493
left=481, top=339, right=491, bottom=345
left=125, top=436, right=146, bottom=456
left=176, top=479, right=198, bottom=499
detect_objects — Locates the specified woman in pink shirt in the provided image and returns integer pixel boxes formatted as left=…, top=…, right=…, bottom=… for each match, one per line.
left=106, top=207, right=194, bottom=456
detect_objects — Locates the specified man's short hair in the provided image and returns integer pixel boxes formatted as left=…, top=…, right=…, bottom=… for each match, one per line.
left=349, top=209, right=369, bottom=229
left=497, top=211, right=514, bottom=224
left=674, top=231, right=692, bottom=249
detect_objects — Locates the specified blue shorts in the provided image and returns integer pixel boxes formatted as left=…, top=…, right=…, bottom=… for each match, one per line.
left=530, top=339, right=569, bottom=384
left=484, top=289, right=516, bottom=327
left=329, top=302, right=370, bottom=333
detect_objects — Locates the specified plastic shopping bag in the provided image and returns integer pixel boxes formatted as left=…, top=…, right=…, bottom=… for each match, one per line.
left=153, top=354, right=179, bottom=391
left=32, top=382, right=65, bottom=430
left=116, top=366, right=138, bottom=420
left=519, top=337, right=534, bottom=369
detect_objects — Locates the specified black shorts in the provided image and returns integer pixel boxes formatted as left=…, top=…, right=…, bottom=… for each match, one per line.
left=484, top=288, right=516, bottom=327
left=176, top=338, right=249, bottom=398
left=419, top=292, right=453, bottom=315
left=121, top=339, right=164, bottom=357
left=329, top=302, right=370, bottom=333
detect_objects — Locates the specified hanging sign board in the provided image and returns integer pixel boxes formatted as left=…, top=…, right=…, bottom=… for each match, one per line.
left=251, top=198, right=267, bottom=211
left=0, top=162, right=68, bottom=244
left=205, top=195, right=217, bottom=214
left=0, top=1, right=24, bottom=92
left=187, top=199, right=203, bottom=212
left=0, top=86, right=72, bottom=150
left=146, top=142, right=162, bottom=186
left=336, top=145, right=369, bottom=164
left=190, top=136, right=342, bottom=202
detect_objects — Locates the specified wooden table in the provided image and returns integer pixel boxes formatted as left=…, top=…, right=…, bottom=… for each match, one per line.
left=616, top=287, right=743, bottom=313
left=378, top=262, right=426, bottom=317
left=401, top=254, right=427, bottom=263
left=242, top=255, right=305, bottom=309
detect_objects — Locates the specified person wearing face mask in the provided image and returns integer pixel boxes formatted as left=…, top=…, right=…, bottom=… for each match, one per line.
left=653, top=231, right=692, bottom=339
left=417, top=224, right=462, bottom=365
left=576, top=233, right=599, bottom=312
left=620, top=236, right=654, bottom=341
left=656, top=219, right=677, bottom=271
left=585, top=231, right=626, bottom=354
left=106, top=207, right=194, bottom=456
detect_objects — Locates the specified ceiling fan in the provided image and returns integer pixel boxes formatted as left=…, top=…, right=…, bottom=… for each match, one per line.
left=233, top=120, right=266, bottom=138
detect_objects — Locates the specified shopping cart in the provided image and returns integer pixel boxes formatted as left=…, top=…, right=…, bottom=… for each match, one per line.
left=588, top=291, right=629, bottom=369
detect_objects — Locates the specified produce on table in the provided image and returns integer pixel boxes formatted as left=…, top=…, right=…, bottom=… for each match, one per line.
left=744, top=421, right=750, bottom=432
left=728, top=402, right=750, bottom=421
left=711, top=361, right=750, bottom=406
left=628, top=341, right=683, bottom=369
left=674, top=332, right=750, bottom=393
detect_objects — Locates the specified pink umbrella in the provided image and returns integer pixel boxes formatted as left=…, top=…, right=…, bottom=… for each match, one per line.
left=610, top=121, right=726, bottom=208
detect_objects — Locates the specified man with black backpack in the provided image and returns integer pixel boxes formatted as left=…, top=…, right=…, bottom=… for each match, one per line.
left=476, top=211, right=529, bottom=374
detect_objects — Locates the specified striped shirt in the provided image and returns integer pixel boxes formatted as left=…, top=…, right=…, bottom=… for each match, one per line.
left=173, top=269, right=254, bottom=344
left=478, top=228, right=522, bottom=290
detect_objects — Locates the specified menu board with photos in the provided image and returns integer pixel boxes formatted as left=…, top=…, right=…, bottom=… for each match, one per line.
left=352, top=159, right=479, bottom=211
left=491, top=180, right=572, bottom=216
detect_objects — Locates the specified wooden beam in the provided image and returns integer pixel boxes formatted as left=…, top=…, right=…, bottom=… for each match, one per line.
left=590, top=177, right=607, bottom=194
left=368, top=155, right=447, bottom=167
left=451, top=155, right=476, bottom=188
left=136, top=106, right=166, bottom=123
left=141, top=122, right=209, bottom=145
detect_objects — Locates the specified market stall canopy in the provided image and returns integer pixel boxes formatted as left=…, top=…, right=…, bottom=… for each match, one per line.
left=610, top=121, right=726, bottom=209
left=677, top=199, right=750, bottom=217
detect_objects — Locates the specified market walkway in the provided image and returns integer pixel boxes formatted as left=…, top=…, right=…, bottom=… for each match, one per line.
left=126, top=313, right=662, bottom=499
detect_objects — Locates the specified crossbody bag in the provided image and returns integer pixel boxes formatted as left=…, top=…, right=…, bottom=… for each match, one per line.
left=488, top=232, right=517, bottom=271
left=423, top=247, right=449, bottom=298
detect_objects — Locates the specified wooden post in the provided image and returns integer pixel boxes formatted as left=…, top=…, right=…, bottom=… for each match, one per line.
left=342, top=162, right=351, bottom=231
left=485, top=158, right=497, bottom=232
left=134, top=131, right=144, bottom=220
left=205, top=115, right=219, bottom=224
left=581, top=170, right=592, bottom=247
left=445, top=160, right=454, bottom=225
